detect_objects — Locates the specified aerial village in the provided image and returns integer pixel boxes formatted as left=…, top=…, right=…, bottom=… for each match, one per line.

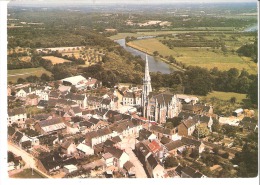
left=7, top=57, right=257, bottom=178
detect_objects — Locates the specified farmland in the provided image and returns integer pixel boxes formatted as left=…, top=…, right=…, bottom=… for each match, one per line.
left=126, top=33, right=257, bottom=74
left=42, top=56, right=71, bottom=64
left=8, top=67, right=52, bottom=83
left=200, top=91, right=247, bottom=103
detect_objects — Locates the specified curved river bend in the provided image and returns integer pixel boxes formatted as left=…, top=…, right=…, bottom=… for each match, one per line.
left=115, top=39, right=173, bottom=74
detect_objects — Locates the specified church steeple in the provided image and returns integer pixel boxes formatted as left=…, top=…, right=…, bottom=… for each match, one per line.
left=142, top=54, right=152, bottom=116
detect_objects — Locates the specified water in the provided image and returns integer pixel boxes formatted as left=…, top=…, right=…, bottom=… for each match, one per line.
left=115, top=39, right=173, bottom=74
left=244, top=24, right=258, bottom=32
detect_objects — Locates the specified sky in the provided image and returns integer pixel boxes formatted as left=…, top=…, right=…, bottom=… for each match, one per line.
left=8, top=0, right=258, bottom=4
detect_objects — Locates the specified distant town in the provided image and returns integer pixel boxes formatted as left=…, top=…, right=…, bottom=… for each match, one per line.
left=7, top=1, right=258, bottom=179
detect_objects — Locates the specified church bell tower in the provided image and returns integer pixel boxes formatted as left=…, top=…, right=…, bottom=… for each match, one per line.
left=142, top=54, right=152, bottom=117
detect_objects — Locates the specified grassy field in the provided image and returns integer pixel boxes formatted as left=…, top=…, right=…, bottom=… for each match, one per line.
left=127, top=38, right=257, bottom=74
left=200, top=91, right=247, bottom=103
left=11, top=169, right=46, bottom=178
left=8, top=67, right=52, bottom=83
left=42, top=56, right=71, bottom=64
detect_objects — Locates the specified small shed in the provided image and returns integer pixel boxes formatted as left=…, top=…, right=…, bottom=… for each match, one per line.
left=63, top=164, right=78, bottom=173
left=232, top=108, right=243, bottom=117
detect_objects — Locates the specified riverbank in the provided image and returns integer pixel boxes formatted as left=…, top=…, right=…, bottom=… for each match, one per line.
left=126, top=42, right=185, bottom=72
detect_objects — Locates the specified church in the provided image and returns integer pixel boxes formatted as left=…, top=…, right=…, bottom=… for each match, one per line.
left=142, top=55, right=181, bottom=124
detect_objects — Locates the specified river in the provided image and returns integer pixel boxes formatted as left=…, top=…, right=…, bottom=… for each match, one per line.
left=115, top=39, right=173, bottom=74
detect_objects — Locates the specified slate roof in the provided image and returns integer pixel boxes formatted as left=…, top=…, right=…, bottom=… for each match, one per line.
left=165, top=140, right=184, bottom=151
left=65, top=93, right=85, bottom=101
left=181, top=118, right=198, bottom=129
left=33, top=113, right=51, bottom=121
left=12, top=131, right=24, bottom=143
left=71, top=106, right=82, bottom=114
left=27, top=94, right=38, bottom=99
left=21, top=140, right=32, bottom=148
left=101, top=98, right=111, bottom=105
left=79, top=121, right=93, bottom=128
left=199, top=115, right=211, bottom=123
left=49, top=91, right=60, bottom=98
left=111, top=136, right=122, bottom=143
left=104, top=146, right=124, bottom=159
left=150, top=125, right=172, bottom=135
left=39, top=117, right=63, bottom=127
left=178, top=112, right=196, bottom=120
left=124, top=92, right=135, bottom=98
left=175, top=165, right=183, bottom=176
left=138, top=129, right=153, bottom=141
left=61, top=140, right=73, bottom=149
left=149, top=93, right=173, bottom=105
left=124, top=161, right=134, bottom=171
left=8, top=126, right=16, bottom=137
left=8, top=107, right=26, bottom=116
left=147, top=154, right=158, bottom=169
left=135, top=142, right=151, bottom=157
left=160, top=136, right=172, bottom=145
left=37, top=100, right=48, bottom=108
left=88, top=117, right=100, bottom=125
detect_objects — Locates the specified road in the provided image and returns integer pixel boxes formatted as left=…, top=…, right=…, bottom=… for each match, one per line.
left=120, top=136, right=147, bottom=178
left=8, top=142, right=52, bottom=178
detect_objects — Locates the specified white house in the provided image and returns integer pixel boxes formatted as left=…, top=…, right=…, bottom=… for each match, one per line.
left=104, top=147, right=130, bottom=168
left=76, top=143, right=94, bottom=156
left=8, top=107, right=27, bottom=126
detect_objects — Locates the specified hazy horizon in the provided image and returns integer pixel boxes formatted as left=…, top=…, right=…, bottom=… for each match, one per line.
left=9, top=0, right=258, bottom=5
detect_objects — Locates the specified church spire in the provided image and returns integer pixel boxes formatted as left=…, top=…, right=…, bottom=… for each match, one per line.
left=142, top=53, right=152, bottom=117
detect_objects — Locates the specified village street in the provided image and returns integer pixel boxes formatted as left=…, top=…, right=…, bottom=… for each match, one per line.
left=120, top=136, right=147, bottom=178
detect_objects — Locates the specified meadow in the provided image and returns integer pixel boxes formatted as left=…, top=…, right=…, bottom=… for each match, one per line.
left=127, top=36, right=257, bottom=74
left=42, top=56, right=71, bottom=64
left=8, top=67, right=52, bottom=83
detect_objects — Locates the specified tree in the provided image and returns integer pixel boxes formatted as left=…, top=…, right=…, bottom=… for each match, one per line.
left=190, top=149, right=199, bottom=159
left=163, top=156, right=179, bottom=169
left=184, top=66, right=213, bottom=95
left=17, top=78, right=26, bottom=84
left=40, top=73, right=51, bottom=82
left=153, top=51, right=159, bottom=56
left=247, top=76, right=258, bottom=105
left=230, top=97, right=236, bottom=104
left=193, top=125, right=210, bottom=139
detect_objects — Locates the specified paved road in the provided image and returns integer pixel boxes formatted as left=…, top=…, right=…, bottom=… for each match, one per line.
left=121, top=137, right=147, bottom=178
left=8, top=142, right=52, bottom=178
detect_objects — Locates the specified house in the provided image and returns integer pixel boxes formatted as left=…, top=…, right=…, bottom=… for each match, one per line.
left=146, top=154, right=166, bottom=178
left=232, top=108, right=244, bottom=117
left=176, top=94, right=199, bottom=104
left=38, top=134, right=59, bottom=146
left=103, top=146, right=130, bottom=168
left=178, top=117, right=200, bottom=136
left=165, top=140, right=185, bottom=156
left=33, top=113, right=52, bottom=121
left=61, top=75, right=87, bottom=89
left=138, top=128, right=157, bottom=141
left=147, top=140, right=164, bottom=160
left=85, top=127, right=114, bottom=147
left=36, top=152, right=78, bottom=175
left=12, top=131, right=32, bottom=149
left=69, top=106, right=82, bottom=117
left=85, top=77, right=102, bottom=89
left=109, top=120, right=142, bottom=138
left=135, top=141, right=152, bottom=166
left=150, top=124, right=177, bottom=140
left=34, top=117, right=67, bottom=135
left=76, top=143, right=94, bottom=156
left=61, top=140, right=77, bottom=156
left=15, top=87, right=35, bottom=98
left=8, top=107, right=27, bottom=126
left=181, top=137, right=205, bottom=153
left=25, top=94, right=39, bottom=106
left=49, top=91, right=60, bottom=99
left=87, top=96, right=102, bottom=109
left=65, top=93, right=87, bottom=109
left=123, top=161, right=135, bottom=177
left=101, top=98, right=115, bottom=110
left=63, top=165, right=78, bottom=174
left=122, top=92, right=140, bottom=106
left=199, top=115, right=213, bottom=132
left=175, top=165, right=206, bottom=178
left=37, top=100, right=48, bottom=109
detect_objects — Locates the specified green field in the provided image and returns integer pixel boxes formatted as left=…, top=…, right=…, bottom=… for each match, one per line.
left=200, top=91, right=247, bottom=103
left=109, top=28, right=239, bottom=40
left=11, top=169, right=46, bottom=178
left=127, top=38, right=257, bottom=74
left=8, top=67, right=52, bottom=83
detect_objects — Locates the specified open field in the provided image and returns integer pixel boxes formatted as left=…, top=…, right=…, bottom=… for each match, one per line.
left=42, top=56, right=71, bottom=64
left=8, top=67, right=52, bottom=83
left=200, top=91, right=247, bottom=103
left=10, top=168, right=46, bottom=178
left=127, top=38, right=257, bottom=74
left=109, top=28, right=240, bottom=40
